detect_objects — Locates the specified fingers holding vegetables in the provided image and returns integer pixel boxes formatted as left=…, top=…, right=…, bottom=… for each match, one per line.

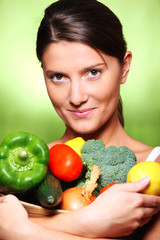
left=84, top=180, right=160, bottom=238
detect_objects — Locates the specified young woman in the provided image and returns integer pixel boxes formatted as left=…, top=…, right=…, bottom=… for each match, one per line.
left=0, top=0, right=160, bottom=239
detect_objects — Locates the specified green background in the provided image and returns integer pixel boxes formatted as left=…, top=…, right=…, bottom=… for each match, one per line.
left=0, top=0, right=160, bottom=146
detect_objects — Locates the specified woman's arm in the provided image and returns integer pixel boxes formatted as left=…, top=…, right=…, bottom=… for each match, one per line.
left=0, top=195, right=120, bottom=240
left=1, top=178, right=159, bottom=240
left=31, top=177, right=160, bottom=239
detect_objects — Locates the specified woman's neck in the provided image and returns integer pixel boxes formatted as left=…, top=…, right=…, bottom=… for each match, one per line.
left=62, top=111, right=129, bottom=147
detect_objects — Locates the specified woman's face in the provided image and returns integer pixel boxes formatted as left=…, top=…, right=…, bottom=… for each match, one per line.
left=42, top=41, right=129, bottom=134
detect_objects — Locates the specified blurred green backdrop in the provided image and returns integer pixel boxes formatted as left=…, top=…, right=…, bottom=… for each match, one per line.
left=0, top=0, right=160, bottom=146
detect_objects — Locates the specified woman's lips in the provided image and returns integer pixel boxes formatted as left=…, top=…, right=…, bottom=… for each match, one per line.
left=69, top=108, right=95, bottom=118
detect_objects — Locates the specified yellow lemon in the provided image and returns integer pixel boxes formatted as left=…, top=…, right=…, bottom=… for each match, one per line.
left=127, top=161, right=160, bottom=195
left=65, top=137, right=85, bottom=156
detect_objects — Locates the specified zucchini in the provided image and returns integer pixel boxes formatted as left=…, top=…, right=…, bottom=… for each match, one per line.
left=36, top=171, right=63, bottom=208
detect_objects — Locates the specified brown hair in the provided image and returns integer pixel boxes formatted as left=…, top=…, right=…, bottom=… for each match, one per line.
left=36, top=0, right=127, bottom=126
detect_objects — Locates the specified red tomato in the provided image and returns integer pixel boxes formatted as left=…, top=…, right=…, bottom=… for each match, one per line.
left=48, top=144, right=83, bottom=182
left=60, top=187, right=96, bottom=211
left=99, top=182, right=121, bottom=195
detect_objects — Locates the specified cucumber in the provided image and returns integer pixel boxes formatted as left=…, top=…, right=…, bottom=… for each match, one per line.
left=36, top=171, right=63, bottom=208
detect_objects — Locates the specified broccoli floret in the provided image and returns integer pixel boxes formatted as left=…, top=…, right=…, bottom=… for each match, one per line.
left=81, top=140, right=137, bottom=192
left=81, top=139, right=105, bottom=155
left=81, top=139, right=105, bottom=166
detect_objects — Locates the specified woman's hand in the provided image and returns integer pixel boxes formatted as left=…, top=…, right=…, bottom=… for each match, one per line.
left=80, top=177, right=160, bottom=238
left=0, top=194, right=30, bottom=239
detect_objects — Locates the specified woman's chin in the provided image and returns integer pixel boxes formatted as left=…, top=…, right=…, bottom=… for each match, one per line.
left=70, top=124, right=100, bottom=135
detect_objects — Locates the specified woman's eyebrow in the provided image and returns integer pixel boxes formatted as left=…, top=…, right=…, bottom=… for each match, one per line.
left=82, top=63, right=105, bottom=72
left=45, top=70, right=64, bottom=75
left=45, top=63, right=106, bottom=75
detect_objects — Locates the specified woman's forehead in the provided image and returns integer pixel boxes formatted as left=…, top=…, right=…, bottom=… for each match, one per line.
left=42, top=41, right=118, bottom=70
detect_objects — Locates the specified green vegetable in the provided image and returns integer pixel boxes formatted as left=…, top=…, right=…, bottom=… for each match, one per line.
left=36, top=170, right=63, bottom=208
left=0, top=131, right=49, bottom=194
left=80, top=139, right=137, bottom=193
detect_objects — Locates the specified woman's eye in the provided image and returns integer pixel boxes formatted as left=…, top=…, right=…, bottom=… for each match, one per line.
left=50, top=74, right=64, bottom=82
left=88, top=69, right=101, bottom=78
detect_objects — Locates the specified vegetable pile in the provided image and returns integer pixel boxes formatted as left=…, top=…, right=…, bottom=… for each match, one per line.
left=0, top=132, right=137, bottom=211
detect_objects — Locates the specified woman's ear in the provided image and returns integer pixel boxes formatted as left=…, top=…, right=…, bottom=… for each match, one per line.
left=120, top=51, right=132, bottom=84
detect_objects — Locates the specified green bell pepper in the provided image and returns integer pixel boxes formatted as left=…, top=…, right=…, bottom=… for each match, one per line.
left=0, top=131, right=49, bottom=194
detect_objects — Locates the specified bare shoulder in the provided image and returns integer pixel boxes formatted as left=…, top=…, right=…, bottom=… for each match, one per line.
left=47, top=135, right=69, bottom=149
left=126, top=137, right=155, bottom=163
left=47, top=137, right=65, bottom=149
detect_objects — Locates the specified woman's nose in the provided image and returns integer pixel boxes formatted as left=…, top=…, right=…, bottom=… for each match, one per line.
left=69, top=80, right=88, bottom=106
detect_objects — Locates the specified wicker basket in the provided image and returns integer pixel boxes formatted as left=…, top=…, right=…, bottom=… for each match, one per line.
left=0, top=193, right=67, bottom=217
